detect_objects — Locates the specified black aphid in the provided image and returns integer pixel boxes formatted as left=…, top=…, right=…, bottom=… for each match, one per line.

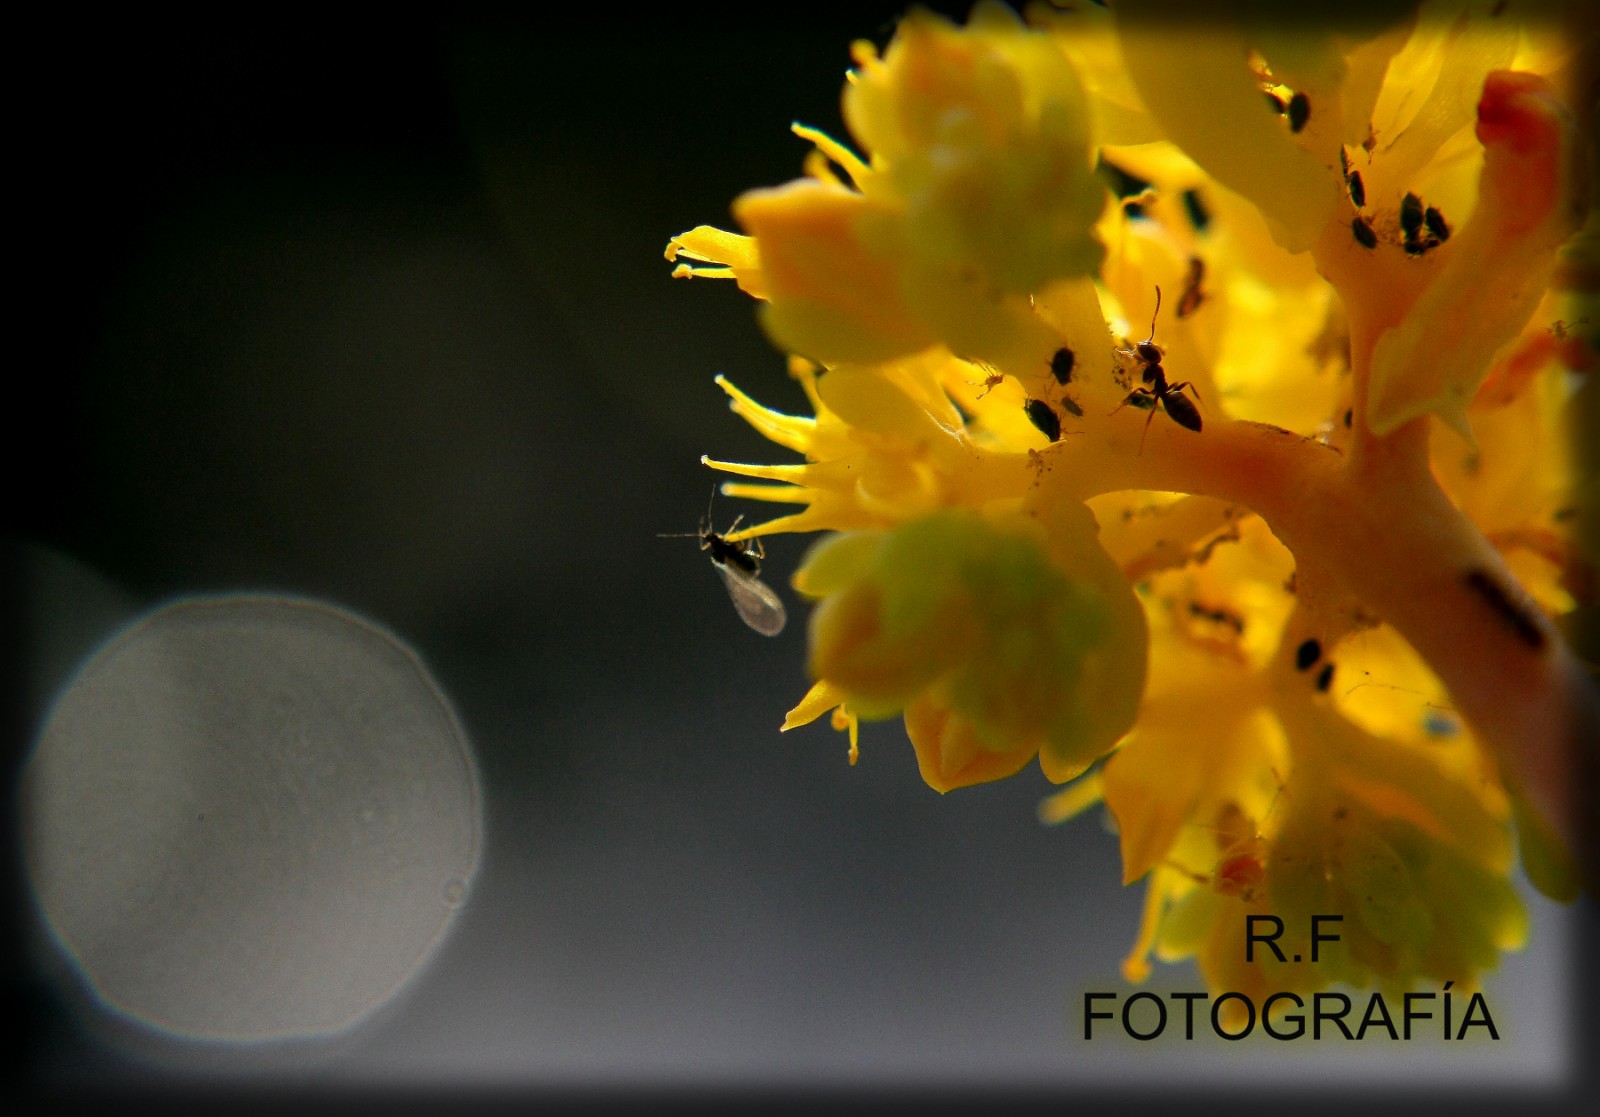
left=1295, top=638, right=1322, bottom=671
left=1400, top=192, right=1424, bottom=242
left=1351, top=216, right=1378, bottom=249
left=1287, top=92, right=1311, bottom=133
left=1347, top=169, right=1366, bottom=208
left=1049, top=346, right=1076, bottom=385
left=1024, top=397, right=1062, bottom=442
left=1423, top=206, right=1450, bottom=243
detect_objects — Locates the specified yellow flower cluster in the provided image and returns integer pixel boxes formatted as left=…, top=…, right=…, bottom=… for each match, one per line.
left=665, top=1, right=1594, bottom=1007
left=795, top=506, right=1145, bottom=791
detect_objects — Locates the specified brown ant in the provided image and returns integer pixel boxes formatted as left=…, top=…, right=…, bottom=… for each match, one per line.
left=1110, top=286, right=1203, bottom=452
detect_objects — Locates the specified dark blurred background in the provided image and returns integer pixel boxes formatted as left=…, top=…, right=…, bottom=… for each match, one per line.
left=10, top=7, right=1588, bottom=1108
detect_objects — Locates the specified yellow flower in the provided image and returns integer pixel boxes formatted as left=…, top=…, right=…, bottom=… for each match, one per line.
left=672, top=4, right=1102, bottom=368
left=666, top=1, right=1595, bottom=1009
left=794, top=507, right=1146, bottom=791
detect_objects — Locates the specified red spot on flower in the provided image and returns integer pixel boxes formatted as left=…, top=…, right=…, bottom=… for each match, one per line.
left=1475, top=71, right=1558, bottom=155
left=1215, top=849, right=1266, bottom=899
left=1475, top=71, right=1565, bottom=236
left=1474, top=332, right=1556, bottom=407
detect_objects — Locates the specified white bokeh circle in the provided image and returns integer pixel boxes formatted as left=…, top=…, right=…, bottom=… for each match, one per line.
left=22, top=595, right=483, bottom=1042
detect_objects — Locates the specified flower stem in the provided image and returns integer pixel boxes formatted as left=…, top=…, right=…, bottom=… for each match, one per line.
left=1035, top=411, right=1597, bottom=865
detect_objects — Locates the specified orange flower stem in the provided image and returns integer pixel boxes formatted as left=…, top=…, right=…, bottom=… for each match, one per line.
left=1036, top=412, right=1597, bottom=865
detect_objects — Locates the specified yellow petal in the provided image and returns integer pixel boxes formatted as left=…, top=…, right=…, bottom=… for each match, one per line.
left=904, top=697, right=1037, bottom=793
left=1367, top=71, right=1588, bottom=438
left=1115, top=13, right=1335, bottom=252
left=735, top=180, right=934, bottom=363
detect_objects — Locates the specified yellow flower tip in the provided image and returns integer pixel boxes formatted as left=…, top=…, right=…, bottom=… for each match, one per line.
left=783, top=679, right=843, bottom=731
left=733, top=179, right=935, bottom=363
left=1120, top=877, right=1168, bottom=986
left=906, top=697, right=1037, bottom=793
left=830, top=705, right=861, bottom=765
left=1120, top=956, right=1153, bottom=985
left=706, top=376, right=818, bottom=456
left=664, top=228, right=765, bottom=299
left=1037, top=771, right=1105, bottom=826
left=672, top=263, right=739, bottom=280
left=791, top=122, right=871, bottom=189
left=781, top=683, right=862, bottom=767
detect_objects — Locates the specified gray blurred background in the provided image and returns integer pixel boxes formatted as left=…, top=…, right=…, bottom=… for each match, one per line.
left=11, top=7, right=1593, bottom=1109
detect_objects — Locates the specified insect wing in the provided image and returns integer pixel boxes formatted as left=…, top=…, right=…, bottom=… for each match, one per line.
left=713, top=558, right=787, bottom=636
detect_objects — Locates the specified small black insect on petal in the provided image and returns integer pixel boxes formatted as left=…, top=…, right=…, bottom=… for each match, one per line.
left=1347, top=169, right=1366, bottom=208
left=1464, top=568, right=1547, bottom=650
left=1049, top=346, right=1076, bottom=384
left=1423, top=205, right=1450, bottom=243
left=1315, top=662, right=1335, bottom=692
left=1059, top=393, right=1083, bottom=418
left=1024, top=397, right=1062, bottom=442
left=1295, top=638, right=1322, bottom=671
left=1351, top=216, right=1378, bottom=249
left=1287, top=92, right=1311, bottom=133
left=1400, top=192, right=1424, bottom=242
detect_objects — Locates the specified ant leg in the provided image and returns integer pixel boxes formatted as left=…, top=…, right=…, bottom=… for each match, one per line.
left=1169, top=380, right=1202, bottom=406
left=1109, top=388, right=1154, bottom=418
left=1138, top=406, right=1158, bottom=455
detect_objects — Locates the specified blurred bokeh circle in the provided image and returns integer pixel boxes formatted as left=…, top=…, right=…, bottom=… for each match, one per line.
left=21, top=595, right=482, bottom=1043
